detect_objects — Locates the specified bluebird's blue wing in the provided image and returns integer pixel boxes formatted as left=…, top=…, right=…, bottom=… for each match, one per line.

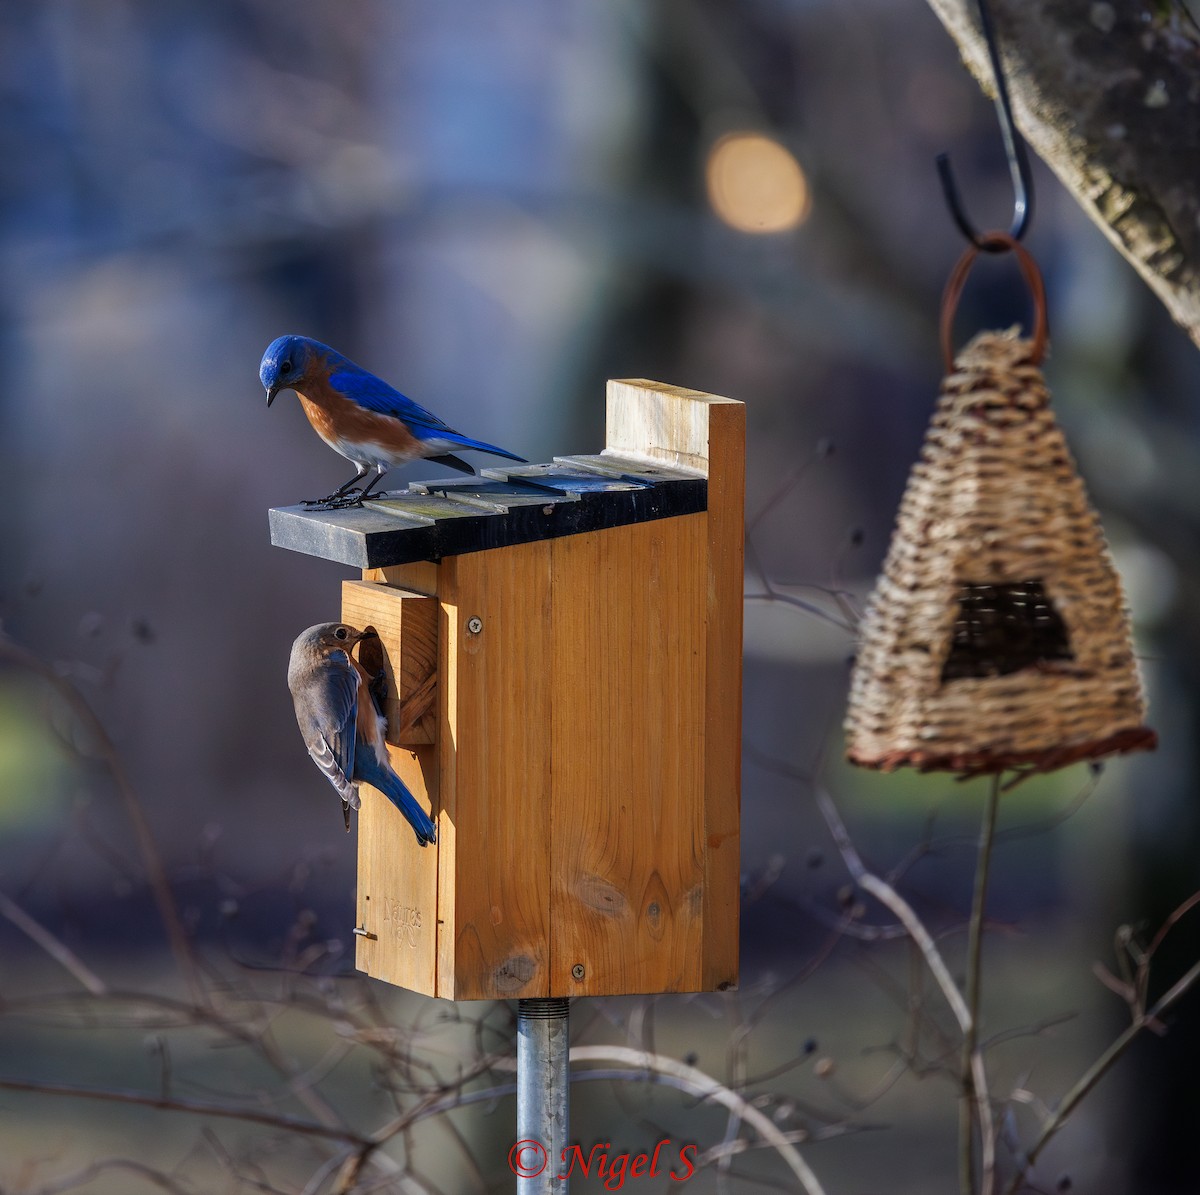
left=328, top=364, right=526, bottom=463
left=298, top=654, right=359, bottom=804
left=328, top=365, right=450, bottom=430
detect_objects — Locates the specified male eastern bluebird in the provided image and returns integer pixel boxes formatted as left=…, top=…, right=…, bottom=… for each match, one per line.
left=287, top=622, right=436, bottom=846
left=260, top=334, right=526, bottom=508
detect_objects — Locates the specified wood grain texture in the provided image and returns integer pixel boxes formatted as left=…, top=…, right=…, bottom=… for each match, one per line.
left=354, top=745, right=439, bottom=993
left=344, top=577, right=441, bottom=992
left=606, top=379, right=745, bottom=991
left=606, top=379, right=738, bottom=473
left=698, top=399, right=745, bottom=991
left=348, top=381, right=743, bottom=1001
left=342, top=580, right=437, bottom=745
left=437, top=540, right=554, bottom=999
left=549, top=516, right=707, bottom=996
left=364, top=562, right=439, bottom=595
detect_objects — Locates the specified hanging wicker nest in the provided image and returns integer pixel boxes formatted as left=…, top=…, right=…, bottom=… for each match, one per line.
left=845, top=320, right=1156, bottom=776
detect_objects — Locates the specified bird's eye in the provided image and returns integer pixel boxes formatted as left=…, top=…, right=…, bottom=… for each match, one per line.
left=280, top=359, right=292, bottom=374
left=334, top=626, right=349, bottom=641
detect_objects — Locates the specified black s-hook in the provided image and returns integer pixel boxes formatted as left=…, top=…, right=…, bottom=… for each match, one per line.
left=936, top=0, right=1033, bottom=250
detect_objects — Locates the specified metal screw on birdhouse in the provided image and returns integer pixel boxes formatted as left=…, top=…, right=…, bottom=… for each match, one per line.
left=467, top=617, right=483, bottom=634
left=571, top=963, right=585, bottom=980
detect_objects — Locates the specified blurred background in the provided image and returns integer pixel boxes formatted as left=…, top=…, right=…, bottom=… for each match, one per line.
left=1, top=1, right=1198, bottom=1192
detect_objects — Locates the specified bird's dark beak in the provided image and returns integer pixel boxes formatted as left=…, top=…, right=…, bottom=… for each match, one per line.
left=266, top=384, right=280, bottom=408
left=358, top=626, right=379, bottom=642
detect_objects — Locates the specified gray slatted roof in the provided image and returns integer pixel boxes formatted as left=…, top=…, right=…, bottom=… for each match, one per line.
left=269, top=455, right=707, bottom=569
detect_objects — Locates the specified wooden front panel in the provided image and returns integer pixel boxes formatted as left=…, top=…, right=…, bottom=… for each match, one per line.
left=549, top=515, right=707, bottom=996
left=437, top=541, right=554, bottom=1000
left=344, top=583, right=440, bottom=994
left=354, top=746, right=439, bottom=994
left=342, top=580, right=437, bottom=745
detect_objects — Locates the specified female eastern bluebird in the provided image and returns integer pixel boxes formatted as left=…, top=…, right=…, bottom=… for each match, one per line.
left=287, top=622, right=436, bottom=846
left=260, top=334, right=526, bottom=508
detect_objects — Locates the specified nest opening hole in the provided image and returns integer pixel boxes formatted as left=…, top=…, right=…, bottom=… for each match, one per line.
left=940, top=579, right=1074, bottom=683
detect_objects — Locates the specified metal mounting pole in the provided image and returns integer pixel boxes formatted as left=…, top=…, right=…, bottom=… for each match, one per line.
left=516, top=997, right=570, bottom=1192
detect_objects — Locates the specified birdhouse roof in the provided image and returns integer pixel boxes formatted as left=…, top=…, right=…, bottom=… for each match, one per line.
left=269, top=456, right=707, bottom=569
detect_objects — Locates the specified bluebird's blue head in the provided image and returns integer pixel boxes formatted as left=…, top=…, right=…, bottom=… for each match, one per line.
left=261, top=335, right=318, bottom=407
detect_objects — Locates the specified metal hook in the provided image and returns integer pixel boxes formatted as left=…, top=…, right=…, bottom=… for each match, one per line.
left=935, top=0, right=1033, bottom=250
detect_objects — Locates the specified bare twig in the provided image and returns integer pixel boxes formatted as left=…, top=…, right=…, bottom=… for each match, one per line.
left=0, top=890, right=108, bottom=996
left=816, top=789, right=970, bottom=1029
left=0, top=637, right=204, bottom=1001
left=743, top=591, right=854, bottom=632
left=815, top=786, right=996, bottom=1187
left=28, top=1158, right=197, bottom=1195
left=0, top=1075, right=369, bottom=1144
left=1003, top=956, right=1200, bottom=1194
left=960, top=773, right=1002, bottom=1195
left=569, top=1045, right=829, bottom=1195
left=981, top=1009, right=1077, bottom=1052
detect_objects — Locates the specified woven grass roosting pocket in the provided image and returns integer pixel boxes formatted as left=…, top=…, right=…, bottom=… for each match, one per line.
left=845, top=244, right=1156, bottom=776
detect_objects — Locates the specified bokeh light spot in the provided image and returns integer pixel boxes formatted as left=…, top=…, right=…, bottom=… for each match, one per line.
left=706, top=132, right=811, bottom=234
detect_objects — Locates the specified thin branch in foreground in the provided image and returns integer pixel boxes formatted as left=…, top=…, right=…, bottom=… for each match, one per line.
left=0, top=1076, right=369, bottom=1146
left=28, top=1158, right=197, bottom=1195
left=0, top=890, right=108, bottom=996
left=0, top=637, right=204, bottom=1002
left=814, top=785, right=997, bottom=1192
left=743, top=590, right=855, bottom=632
left=1003, top=955, right=1200, bottom=1195
left=568, top=1045, right=829, bottom=1195
left=815, top=789, right=971, bottom=1031
left=960, top=774, right=1003, bottom=1195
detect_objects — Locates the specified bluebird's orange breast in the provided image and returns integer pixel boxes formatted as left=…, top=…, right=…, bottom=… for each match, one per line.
left=294, top=375, right=422, bottom=466
left=350, top=656, right=388, bottom=755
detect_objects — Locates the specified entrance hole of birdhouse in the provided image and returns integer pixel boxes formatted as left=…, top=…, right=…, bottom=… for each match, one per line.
left=939, top=580, right=1074, bottom=683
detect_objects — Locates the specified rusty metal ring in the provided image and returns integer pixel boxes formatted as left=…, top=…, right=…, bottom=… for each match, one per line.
left=939, top=231, right=1048, bottom=372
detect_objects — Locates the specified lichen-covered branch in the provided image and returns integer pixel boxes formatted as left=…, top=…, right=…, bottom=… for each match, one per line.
left=926, top=0, right=1200, bottom=349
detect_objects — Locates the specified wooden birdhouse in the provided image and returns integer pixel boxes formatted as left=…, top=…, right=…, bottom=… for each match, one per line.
left=271, top=380, right=744, bottom=1000
left=845, top=328, right=1156, bottom=776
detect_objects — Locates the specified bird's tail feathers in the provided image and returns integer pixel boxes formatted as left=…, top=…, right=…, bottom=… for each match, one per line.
left=437, top=430, right=527, bottom=464
left=368, top=766, right=437, bottom=847
left=425, top=452, right=476, bottom=475
left=341, top=783, right=360, bottom=832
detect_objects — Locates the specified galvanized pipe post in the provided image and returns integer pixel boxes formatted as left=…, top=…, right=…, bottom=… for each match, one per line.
left=516, top=997, right=570, bottom=1192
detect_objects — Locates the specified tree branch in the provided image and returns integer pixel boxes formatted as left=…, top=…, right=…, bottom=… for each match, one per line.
left=569, top=1045, right=829, bottom=1195
left=960, top=774, right=1002, bottom=1195
left=0, top=637, right=204, bottom=1001
left=815, top=787, right=997, bottom=1191
left=0, top=890, right=108, bottom=996
left=1003, top=955, right=1200, bottom=1193
left=925, top=0, right=1200, bottom=349
left=0, top=1075, right=368, bottom=1145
